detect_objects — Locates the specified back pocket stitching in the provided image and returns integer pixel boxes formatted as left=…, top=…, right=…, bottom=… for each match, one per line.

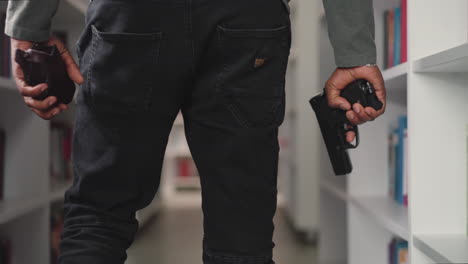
left=88, top=25, right=162, bottom=113
left=216, top=25, right=290, bottom=128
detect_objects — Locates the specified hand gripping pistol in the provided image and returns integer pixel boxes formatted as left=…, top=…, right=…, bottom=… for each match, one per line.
left=15, top=43, right=76, bottom=104
left=310, top=79, right=383, bottom=176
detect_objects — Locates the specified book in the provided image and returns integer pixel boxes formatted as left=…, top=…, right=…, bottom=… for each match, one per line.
left=384, top=10, right=389, bottom=68
left=388, top=132, right=398, bottom=198
left=395, top=116, right=407, bottom=205
left=389, top=237, right=408, bottom=264
left=386, top=9, right=395, bottom=68
left=50, top=122, right=73, bottom=186
left=403, top=128, right=408, bottom=206
left=0, top=129, right=5, bottom=200
left=396, top=239, right=409, bottom=264
left=177, top=157, right=198, bottom=178
left=178, top=157, right=192, bottom=178
left=389, top=238, right=396, bottom=264
left=401, top=0, right=408, bottom=63
left=393, top=7, right=401, bottom=66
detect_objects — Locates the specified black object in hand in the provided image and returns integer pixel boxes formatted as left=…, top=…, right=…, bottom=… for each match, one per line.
left=310, top=79, right=383, bottom=176
left=15, top=43, right=75, bottom=104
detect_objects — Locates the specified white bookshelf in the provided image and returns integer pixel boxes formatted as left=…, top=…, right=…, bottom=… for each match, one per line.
left=0, top=0, right=159, bottom=263
left=0, top=1, right=85, bottom=263
left=278, top=0, right=322, bottom=241
left=318, top=0, right=468, bottom=264
left=382, top=62, right=407, bottom=94
left=413, top=235, right=468, bottom=263
left=321, top=180, right=409, bottom=240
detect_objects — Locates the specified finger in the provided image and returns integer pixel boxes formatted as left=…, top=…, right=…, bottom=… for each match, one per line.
left=24, top=96, right=57, bottom=111
left=353, top=103, right=372, bottom=122
left=61, top=49, right=84, bottom=84
left=346, top=131, right=356, bottom=143
left=18, top=83, right=48, bottom=97
left=346, top=110, right=364, bottom=125
left=364, top=106, right=384, bottom=120
left=58, top=103, right=68, bottom=111
left=30, top=105, right=63, bottom=120
left=47, top=37, right=84, bottom=85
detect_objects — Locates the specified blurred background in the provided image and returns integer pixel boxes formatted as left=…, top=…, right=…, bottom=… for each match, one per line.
left=0, top=0, right=467, bottom=264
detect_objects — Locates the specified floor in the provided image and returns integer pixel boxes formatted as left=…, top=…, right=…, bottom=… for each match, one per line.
left=126, top=193, right=317, bottom=264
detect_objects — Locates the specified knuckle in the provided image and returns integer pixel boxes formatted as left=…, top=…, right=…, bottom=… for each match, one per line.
left=43, top=113, right=52, bottom=120
left=23, top=97, right=32, bottom=106
left=18, top=88, right=28, bottom=96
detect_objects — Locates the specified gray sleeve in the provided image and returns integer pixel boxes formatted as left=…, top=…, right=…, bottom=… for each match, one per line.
left=322, top=0, right=376, bottom=67
left=5, top=0, right=60, bottom=42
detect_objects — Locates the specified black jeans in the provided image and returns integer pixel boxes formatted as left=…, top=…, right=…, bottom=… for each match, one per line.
left=61, top=0, right=291, bottom=263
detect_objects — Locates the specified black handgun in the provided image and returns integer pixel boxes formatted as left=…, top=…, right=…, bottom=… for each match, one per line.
left=15, top=43, right=76, bottom=104
left=310, top=79, right=383, bottom=176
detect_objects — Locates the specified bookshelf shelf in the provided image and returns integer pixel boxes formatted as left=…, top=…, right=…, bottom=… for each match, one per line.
left=0, top=195, right=47, bottom=224
left=413, top=42, right=468, bottom=72
left=382, top=63, right=407, bottom=92
left=304, top=0, right=468, bottom=264
left=382, top=62, right=408, bottom=81
left=413, top=234, right=468, bottom=264
left=320, top=179, right=347, bottom=201
left=0, top=77, right=17, bottom=92
left=175, top=176, right=200, bottom=190
left=351, top=196, right=409, bottom=240
left=321, top=180, right=409, bottom=240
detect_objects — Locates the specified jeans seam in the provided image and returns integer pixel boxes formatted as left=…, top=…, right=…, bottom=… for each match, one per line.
left=86, top=27, right=98, bottom=110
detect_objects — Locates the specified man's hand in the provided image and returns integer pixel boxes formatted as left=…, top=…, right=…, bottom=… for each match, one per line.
left=11, top=37, right=84, bottom=120
left=325, top=65, right=386, bottom=143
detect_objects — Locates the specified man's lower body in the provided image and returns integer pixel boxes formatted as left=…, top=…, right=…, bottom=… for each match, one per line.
left=60, top=0, right=291, bottom=263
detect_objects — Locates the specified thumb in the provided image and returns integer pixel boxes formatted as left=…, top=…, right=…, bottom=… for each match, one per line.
left=325, top=81, right=351, bottom=110
left=327, top=94, right=351, bottom=111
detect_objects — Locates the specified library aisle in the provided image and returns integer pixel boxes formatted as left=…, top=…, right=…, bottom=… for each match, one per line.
left=126, top=193, right=317, bottom=264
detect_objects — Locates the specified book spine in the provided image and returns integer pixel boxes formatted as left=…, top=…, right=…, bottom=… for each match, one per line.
left=395, top=116, right=407, bottom=205
left=384, top=10, right=389, bottom=69
left=393, top=130, right=399, bottom=202
left=401, top=0, right=408, bottom=63
left=396, top=240, right=409, bottom=264
left=394, top=7, right=401, bottom=66
left=178, top=157, right=191, bottom=178
left=388, top=132, right=397, bottom=198
left=387, top=10, right=395, bottom=68
left=403, top=128, right=408, bottom=206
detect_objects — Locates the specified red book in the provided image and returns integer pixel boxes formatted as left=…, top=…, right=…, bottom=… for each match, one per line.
left=401, top=0, right=408, bottom=63
left=387, top=10, right=395, bottom=68
left=178, top=158, right=191, bottom=178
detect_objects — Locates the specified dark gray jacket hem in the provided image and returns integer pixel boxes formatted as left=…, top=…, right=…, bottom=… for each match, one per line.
left=335, top=53, right=377, bottom=68
left=5, top=22, right=50, bottom=42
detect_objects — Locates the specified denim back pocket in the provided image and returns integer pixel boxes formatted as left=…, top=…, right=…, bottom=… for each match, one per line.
left=87, top=25, right=163, bottom=115
left=216, top=24, right=291, bottom=128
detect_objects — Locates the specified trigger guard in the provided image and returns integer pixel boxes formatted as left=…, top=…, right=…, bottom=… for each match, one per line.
left=344, top=124, right=359, bottom=149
